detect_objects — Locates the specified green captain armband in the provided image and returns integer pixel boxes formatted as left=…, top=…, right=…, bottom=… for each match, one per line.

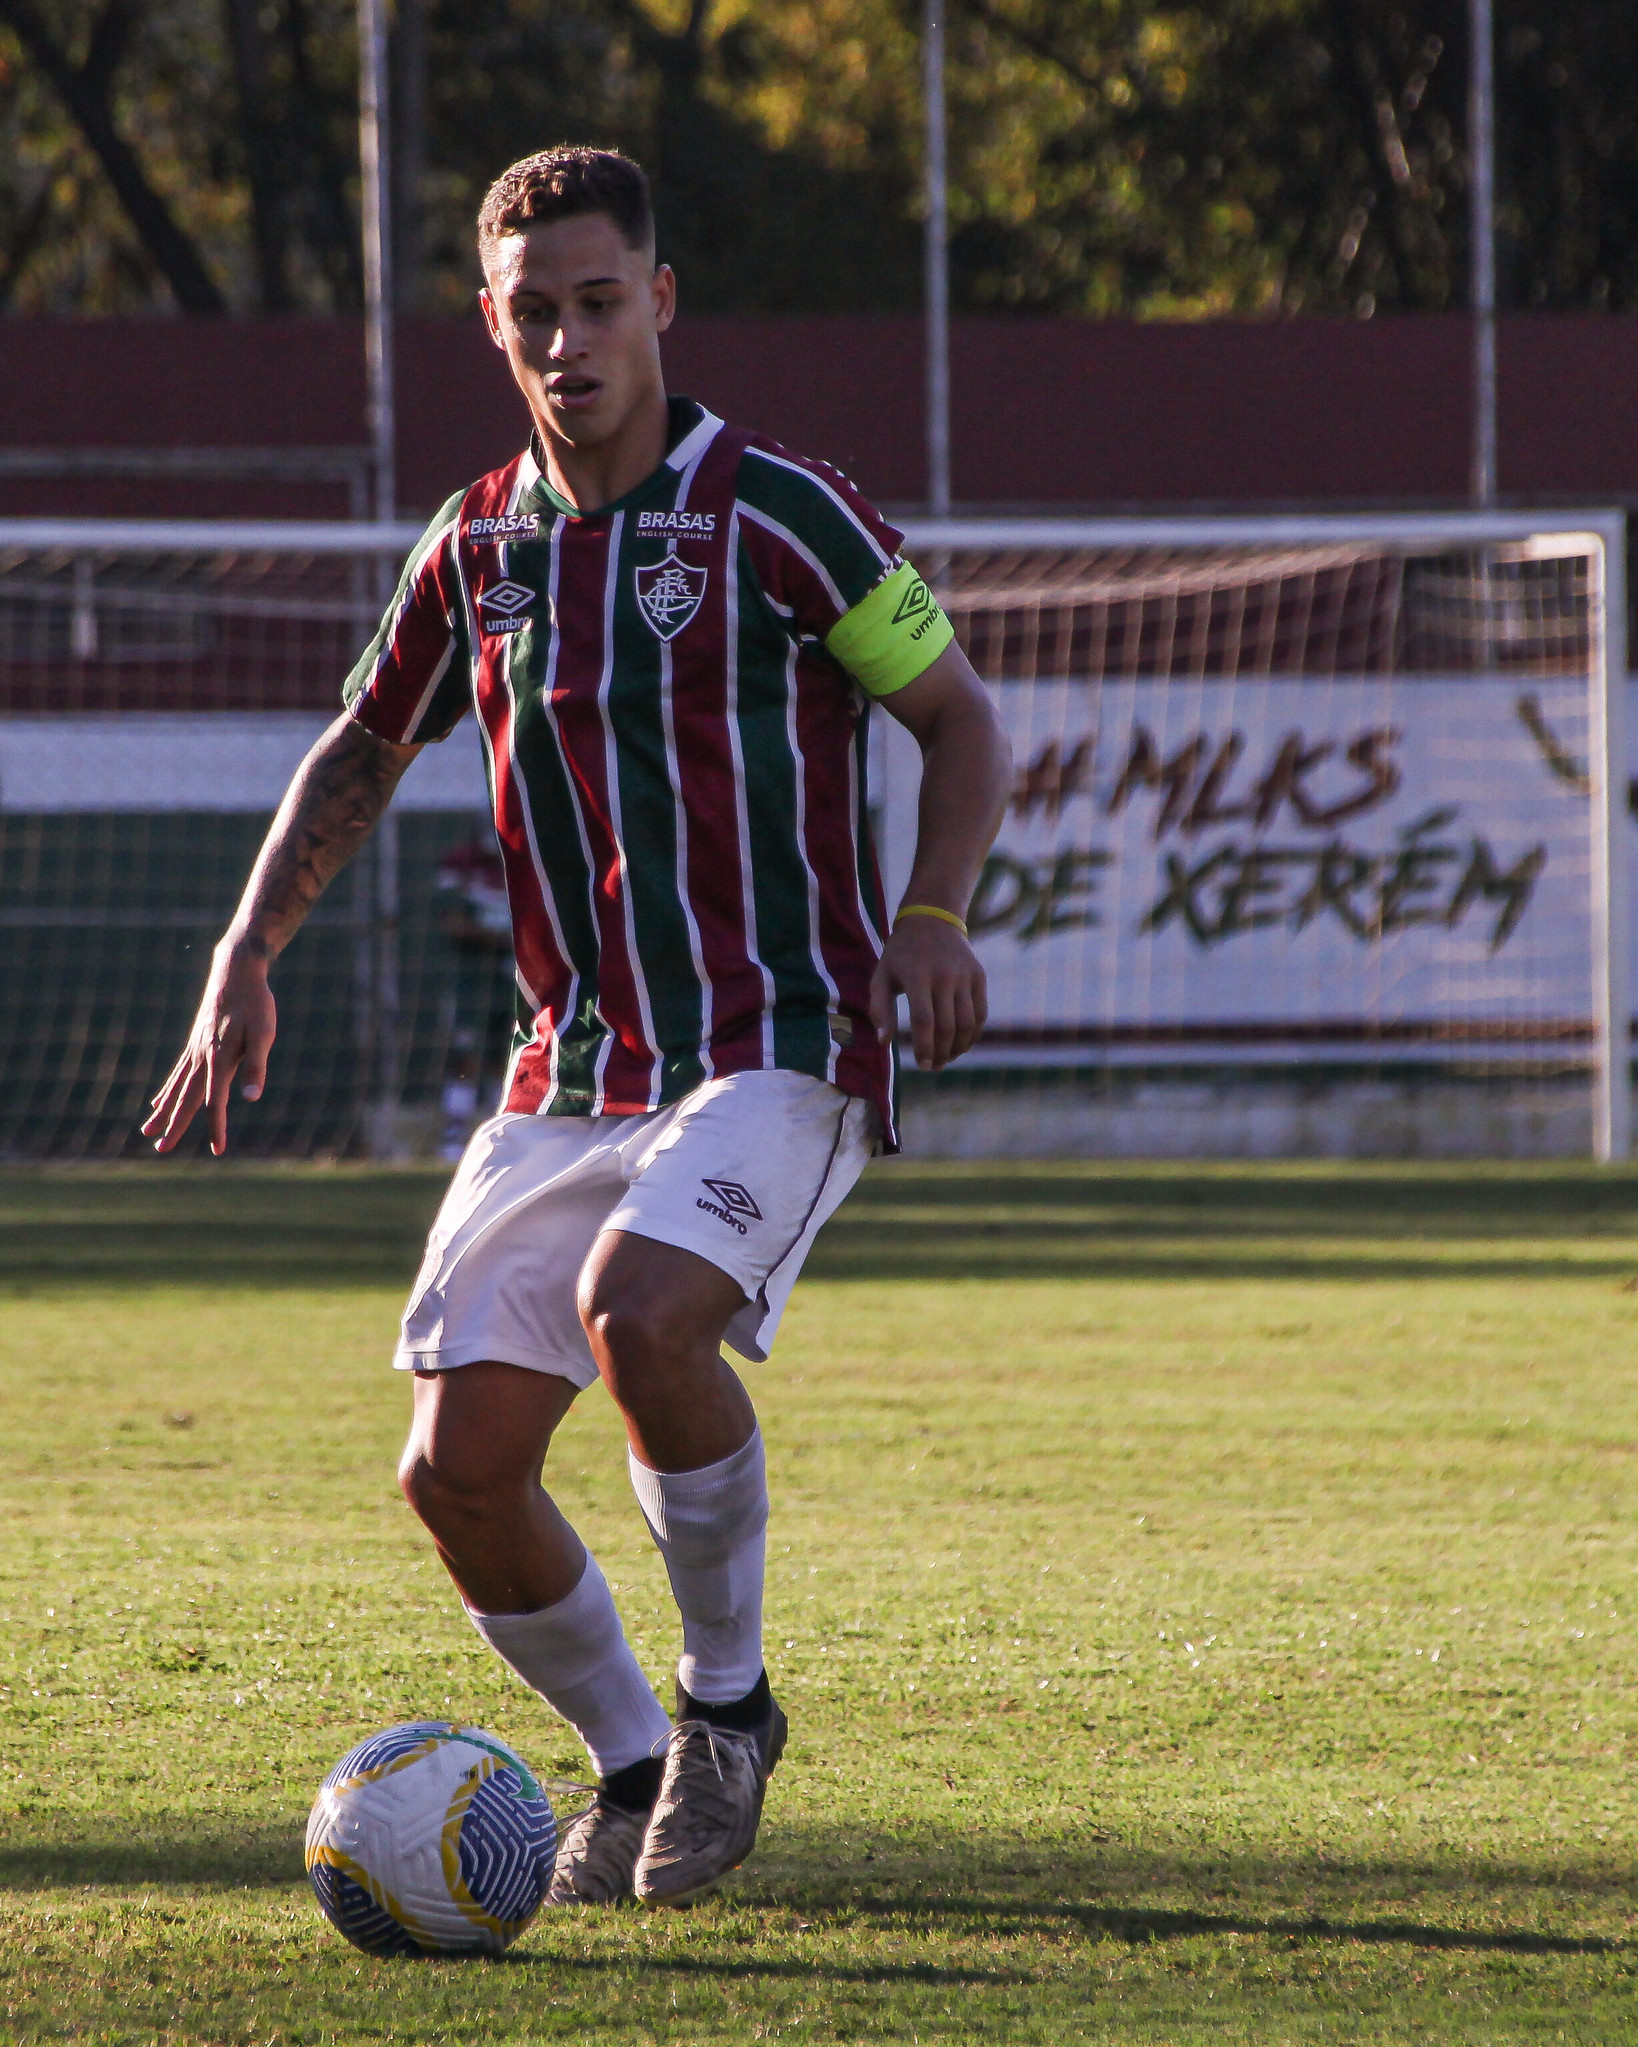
left=825, top=559, right=954, bottom=697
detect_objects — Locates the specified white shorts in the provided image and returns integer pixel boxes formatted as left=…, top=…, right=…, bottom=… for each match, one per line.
left=394, top=1068, right=878, bottom=1390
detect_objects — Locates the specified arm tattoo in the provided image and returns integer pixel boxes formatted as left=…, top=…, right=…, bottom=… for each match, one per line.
left=233, top=721, right=412, bottom=959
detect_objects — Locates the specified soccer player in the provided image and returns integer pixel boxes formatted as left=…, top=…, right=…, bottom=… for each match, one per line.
left=144, top=146, right=1010, bottom=1906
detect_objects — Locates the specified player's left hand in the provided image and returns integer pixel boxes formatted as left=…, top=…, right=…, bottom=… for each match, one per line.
left=868, top=916, right=987, bottom=1071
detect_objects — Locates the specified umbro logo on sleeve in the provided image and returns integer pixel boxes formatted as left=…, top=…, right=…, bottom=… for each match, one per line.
left=477, top=580, right=534, bottom=633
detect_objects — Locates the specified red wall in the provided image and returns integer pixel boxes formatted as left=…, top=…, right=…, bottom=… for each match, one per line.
left=2, top=313, right=1635, bottom=518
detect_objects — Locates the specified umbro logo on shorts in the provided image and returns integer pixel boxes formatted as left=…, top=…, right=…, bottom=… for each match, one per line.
left=697, top=1178, right=762, bottom=1234
left=478, top=579, right=534, bottom=633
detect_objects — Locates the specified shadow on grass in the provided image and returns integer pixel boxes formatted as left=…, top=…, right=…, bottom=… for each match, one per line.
left=808, top=1894, right=1623, bottom=1961
left=0, top=1820, right=306, bottom=1890
left=8, top=1163, right=1638, bottom=1291
left=0, top=1168, right=448, bottom=1290
left=805, top=1233, right=1638, bottom=1286
left=1, top=1820, right=1627, bottom=1967
left=807, top=1163, right=1638, bottom=1282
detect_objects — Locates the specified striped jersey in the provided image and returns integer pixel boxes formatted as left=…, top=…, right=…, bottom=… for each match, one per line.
left=344, top=399, right=950, bottom=1144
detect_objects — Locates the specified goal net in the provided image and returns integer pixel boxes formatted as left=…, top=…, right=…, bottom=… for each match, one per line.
left=880, top=512, right=1630, bottom=1161
left=0, top=520, right=498, bottom=1160
left=0, top=511, right=1628, bottom=1161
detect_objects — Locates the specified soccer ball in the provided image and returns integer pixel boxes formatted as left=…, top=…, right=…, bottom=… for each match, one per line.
left=305, top=1720, right=556, bottom=1955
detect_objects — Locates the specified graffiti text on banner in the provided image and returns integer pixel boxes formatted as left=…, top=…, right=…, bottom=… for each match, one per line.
left=959, top=677, right=1597, bottom=1050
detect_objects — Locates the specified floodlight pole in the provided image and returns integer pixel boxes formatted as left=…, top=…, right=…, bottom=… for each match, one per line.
left=1469, top=0, right=1497, bottom=506
left=923, top=0, right=951, bottom=519
left=358, top=0, right=402, bottom=1153
left=1592, top=513, right=1631, bottom=1163
left=359, top=0, right=395, bottom=528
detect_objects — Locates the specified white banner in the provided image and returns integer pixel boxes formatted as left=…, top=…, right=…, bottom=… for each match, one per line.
left=876, top=676, right=1612, bottom=1060
left=0, top=713, right=489, bottom=814
left=0, top=692, right=1623, bottom=1057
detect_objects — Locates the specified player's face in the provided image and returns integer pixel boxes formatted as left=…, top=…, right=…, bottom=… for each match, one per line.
left=480, top=214, right=674, bottom=454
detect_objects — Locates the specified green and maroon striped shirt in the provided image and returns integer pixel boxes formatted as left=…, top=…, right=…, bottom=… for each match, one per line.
left=345, top=399, right=944, bottom=1144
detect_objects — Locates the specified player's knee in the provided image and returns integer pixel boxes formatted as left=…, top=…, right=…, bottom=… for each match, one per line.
left=578, top=1268, right=651, bottom=1355
left=580, top=1293, right=669, bottom=1371
left=578, top=1286, right=692, bottom=1404
left=397, top=1442, right=446, bottom=1526
left=398, top=1437, right=503, bottom=1534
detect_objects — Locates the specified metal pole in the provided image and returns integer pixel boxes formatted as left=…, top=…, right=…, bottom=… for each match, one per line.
left=359, top=0, right=401, bottom=1152
left=1591, top=515, right=1631, bottom=1162
left=923, top=0, right=951, bottom=518
left=359, top=0, right=395, bottom=527
left=374, top=805, right=403, bottom=1111
left=1469, top=0, right=1497, bottom=506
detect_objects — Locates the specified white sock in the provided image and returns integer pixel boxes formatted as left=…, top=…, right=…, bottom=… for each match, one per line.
left=465, top=1552, right=670, bottom=1777
left=628, top=1429, right=768, bottom=1705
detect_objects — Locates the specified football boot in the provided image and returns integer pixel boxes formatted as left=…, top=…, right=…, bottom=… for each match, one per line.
left=633, top=1693, right=788, bottom=1905
left=546, top=1795, right=650, bottom=1906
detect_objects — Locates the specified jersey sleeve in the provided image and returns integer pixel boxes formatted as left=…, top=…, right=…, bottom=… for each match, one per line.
left=342, top=492, right=472, bottom=743
left=735, top=443, right=952, bottom=696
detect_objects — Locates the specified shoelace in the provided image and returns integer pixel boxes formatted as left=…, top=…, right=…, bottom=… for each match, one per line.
left=691, top=1721, right=733, bottom=1783
left=660, top=1717, right=752, bottom=1770
left=663, top=1720, right=754, bottom=1809
left=562, top=1797, right=639, bottom=1847
left=564, top=1808, right=604, bottom=1855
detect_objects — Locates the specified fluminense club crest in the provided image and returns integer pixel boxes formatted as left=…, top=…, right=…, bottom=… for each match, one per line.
left=634, top=546, right=708, bottom=641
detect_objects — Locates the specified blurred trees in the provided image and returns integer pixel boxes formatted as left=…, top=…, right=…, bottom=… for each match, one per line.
left=0, top=0, right=1636, bottom=317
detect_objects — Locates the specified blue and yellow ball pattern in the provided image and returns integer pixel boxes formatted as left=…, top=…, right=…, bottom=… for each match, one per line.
left=305, top=1721, right=556, bottom=1955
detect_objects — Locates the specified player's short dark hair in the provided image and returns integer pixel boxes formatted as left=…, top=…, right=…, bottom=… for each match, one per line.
left=477, top=148, right=654, bottom=267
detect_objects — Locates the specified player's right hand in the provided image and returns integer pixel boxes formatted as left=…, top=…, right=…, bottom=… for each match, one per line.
left=141, top=940, right=277, bottom=1157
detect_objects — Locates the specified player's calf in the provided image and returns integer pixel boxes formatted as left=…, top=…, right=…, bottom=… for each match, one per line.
left=577, top=1230, right=754, bottom=1472
left=627, top=1431, right=782, bottom=1901
left=628, top=1429, right=769, bottom=1710
left=400, top=1363, right=672, bottom=1886
left=398, top=1359, right=584, bottom=1613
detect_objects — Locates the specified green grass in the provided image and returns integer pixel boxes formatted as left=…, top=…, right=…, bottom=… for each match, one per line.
left=3, top=1159, right=1638, bottom=2043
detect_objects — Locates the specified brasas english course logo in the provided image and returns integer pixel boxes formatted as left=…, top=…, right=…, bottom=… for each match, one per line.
left=468, top=514, right=541, bottom=544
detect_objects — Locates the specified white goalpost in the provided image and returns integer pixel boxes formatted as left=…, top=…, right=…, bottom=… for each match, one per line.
left=0, top=510, right=1629, bottom=1161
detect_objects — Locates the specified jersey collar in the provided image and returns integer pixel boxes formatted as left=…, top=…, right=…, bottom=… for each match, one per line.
left=522, top=398, right=723, bottom=521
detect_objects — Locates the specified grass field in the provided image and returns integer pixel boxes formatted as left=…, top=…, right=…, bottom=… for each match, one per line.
left=4, top=1158, right=1638, bottom=2043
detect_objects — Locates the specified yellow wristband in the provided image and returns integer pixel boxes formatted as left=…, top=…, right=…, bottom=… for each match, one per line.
left=895, top=902, right=969, bottom=936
